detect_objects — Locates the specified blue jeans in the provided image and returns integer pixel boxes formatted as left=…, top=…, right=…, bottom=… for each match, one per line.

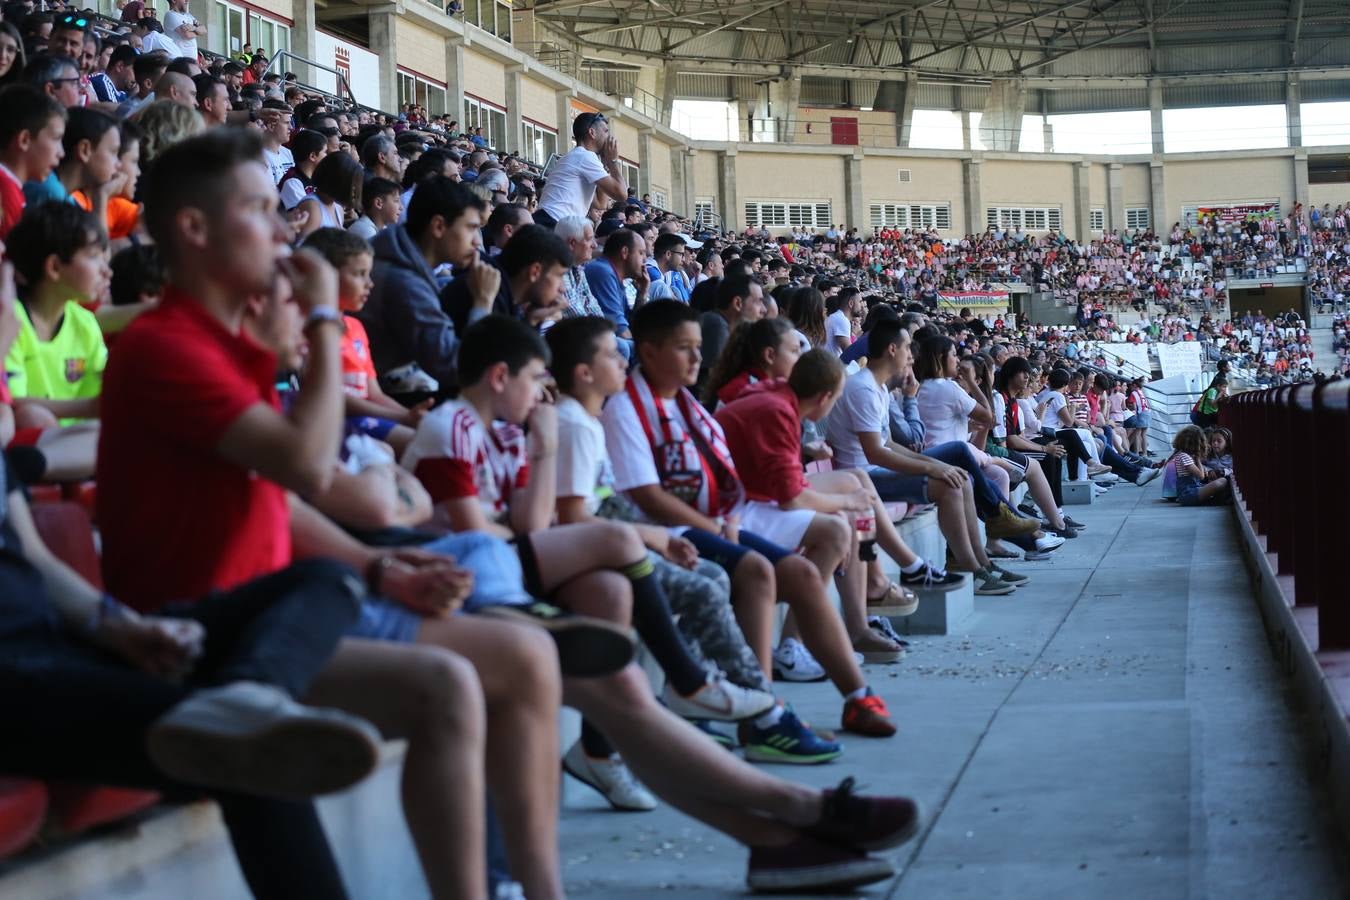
left=922, top=440, right=1004, bottom=517
left=1094, top=436, right=1141, bottom=481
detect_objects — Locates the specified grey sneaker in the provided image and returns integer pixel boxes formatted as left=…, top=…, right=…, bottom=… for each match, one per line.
left=661, top=672, right=777, bottom=722
left=974, top=568, right=1016, bottom=595
left=147, top=682, right=381, bottom=800
left=990, top=562, right=1029, bottom=585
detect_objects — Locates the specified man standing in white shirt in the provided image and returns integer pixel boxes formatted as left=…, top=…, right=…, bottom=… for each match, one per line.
left=535, top=112, right=626, bottom=229
left=163, top=0, right=205, bottom=59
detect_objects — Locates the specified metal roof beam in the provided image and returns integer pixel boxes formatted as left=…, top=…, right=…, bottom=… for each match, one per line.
left=1287, top=0, right=1306, bottom=65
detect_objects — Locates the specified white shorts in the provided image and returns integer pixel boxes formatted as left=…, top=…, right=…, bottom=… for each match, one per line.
left=739, top=501, right=819, bottom=552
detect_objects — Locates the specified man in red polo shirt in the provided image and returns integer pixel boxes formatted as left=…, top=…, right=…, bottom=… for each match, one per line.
left=96, top=129, right=507, bottom=899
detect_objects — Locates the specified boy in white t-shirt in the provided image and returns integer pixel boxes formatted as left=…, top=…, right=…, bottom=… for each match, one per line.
left=824, top=288, right=859, bottom=356
left=404, top=314, right=921, bottom=889
left=601, top=300, right=898, bottom=741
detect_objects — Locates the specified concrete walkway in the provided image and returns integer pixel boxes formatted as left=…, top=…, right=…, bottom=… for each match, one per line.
left=560, top=484, right=1349, bottom=898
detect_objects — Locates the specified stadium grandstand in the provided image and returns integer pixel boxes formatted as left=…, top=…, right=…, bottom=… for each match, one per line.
left=0, top=1, right=1346, bottom=899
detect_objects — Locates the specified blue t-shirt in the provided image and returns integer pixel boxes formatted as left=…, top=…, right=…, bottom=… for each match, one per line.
left=583, top=259, right=630, bottom=334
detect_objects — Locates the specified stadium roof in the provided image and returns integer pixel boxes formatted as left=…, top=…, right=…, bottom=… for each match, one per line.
left=529, top=0, right=1350, bottom=98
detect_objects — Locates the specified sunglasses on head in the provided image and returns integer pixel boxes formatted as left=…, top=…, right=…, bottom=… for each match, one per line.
left=58, top=14, right=88, bottom=29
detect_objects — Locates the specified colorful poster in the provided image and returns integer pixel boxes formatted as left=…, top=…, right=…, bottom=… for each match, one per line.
left=1193, top=201, right=1279, bottom=226
left=938, top=291, right=1009, bottom=308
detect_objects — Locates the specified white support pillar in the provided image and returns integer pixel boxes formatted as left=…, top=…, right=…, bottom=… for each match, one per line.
left=504, top=66, right=524, bottom=155
left=844, top=148, right=865, bottom=230
left=1149, top=159, right=1166, bottom=240
left=1072, top=159, right=1092, bottom=243
left=718, top=148, right=739, bottom=231
left=1107, top=162, right=1126, bottom=234
left=446, top=39, right=466, bottom=130
left=1287, top=76, right=1303, bottom=148
left=656, top=62, right=678, bottom=128
left=683, top=148, right=697, bottom=219
left=961, top=111, right=972, bottom=151
left=964, top=156, right=983, bottom=236
left=290, top=0, right=317, bottom=85
left=897, top=74, right=917, bottom=148
left=1294, top=149, right=1310, bottom=212
left=368, top=9, right=398, bottom=115
left=637, top=128, right=654, bottom=197
left=1148, top=79, right=1165, bottom=155
left=554, top=88, right=574, bottom=146
left=980, top=79, right=1025, bottom=151
left=768, top=70, right=802, bottom=143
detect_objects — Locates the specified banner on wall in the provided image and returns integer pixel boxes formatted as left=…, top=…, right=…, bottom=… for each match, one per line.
left=1156, top=341, right=1204, bottom=378
left=938, top=290, right=1009, bottom=308
left=314, top=32, right=381, bottom=108
left=1193, top=201, right=1279, bottom=226
left=1097, top=342, right=1153, bottom=377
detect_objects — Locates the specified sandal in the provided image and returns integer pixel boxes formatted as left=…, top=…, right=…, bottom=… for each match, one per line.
left=865, top=581, right=919, bottom=617
left=985, top=544, right=1022, bottom=560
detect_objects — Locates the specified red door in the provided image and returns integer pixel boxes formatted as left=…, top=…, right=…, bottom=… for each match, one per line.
left=830, top=116, right=859, bottom=146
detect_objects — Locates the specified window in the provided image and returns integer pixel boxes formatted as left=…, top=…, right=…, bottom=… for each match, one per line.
left=869, top=203, right=952, bottom=230
left=744, top=201, right=832, bottom=229
left=1090, top=208, right=1105, bottom=231
left=211, top=3, right=289, bottom=60
left=695, top=199, right=715, bottom=227
left=619, top=160, right=640, bottom=191
left=651, top=189, right=668, bottom=210
left=1125, top=207, right=1150, bottom=230
left=466, top=0, right=514, bottom=42
left=464, top=96, right=507, bottom=148
left=986, top=206, right=1062, bottom=232
left=520, top=121, right=558, bottom=166
left=399, top=71, right=448, bottom=116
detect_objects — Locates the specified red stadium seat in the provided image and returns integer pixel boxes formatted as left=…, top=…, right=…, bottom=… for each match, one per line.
left=44, top=784, right=159, bottom=835
left=0, top=779, right=47, bottom=859
left=27, top=484, right=62, bottom=506
left=29, top=501, right=102, bottom=589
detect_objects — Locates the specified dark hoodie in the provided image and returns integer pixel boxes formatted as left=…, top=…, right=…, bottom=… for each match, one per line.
left=358, top=224, right=461, bottom=391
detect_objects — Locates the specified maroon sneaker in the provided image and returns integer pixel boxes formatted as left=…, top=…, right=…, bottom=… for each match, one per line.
left=746, top=834, right=893, bottom=893
left=804, top=776, right=923, bottom=851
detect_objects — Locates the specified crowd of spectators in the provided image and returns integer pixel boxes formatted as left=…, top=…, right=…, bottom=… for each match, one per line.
left=0, top=6, right=1325, bottom=898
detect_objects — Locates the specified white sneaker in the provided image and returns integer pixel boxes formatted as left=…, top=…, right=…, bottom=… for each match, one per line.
left=1033, top=533, right=1065, bottom=552
left=1134, top=467, right=1162, bottom=486
left=772, top=637, right=827, bottom=682
left=147, top=682, right=381, bottom=800
left=661, top=672, right=777, bottom=722
left=563, top=741, right=657, bottom=811
left=1090, top=472, right=1120, bottom=484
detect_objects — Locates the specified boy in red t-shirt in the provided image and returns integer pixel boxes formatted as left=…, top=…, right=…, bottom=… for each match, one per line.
left=303, top=228, right=429, bottom=455
left=0, top=86, right=66, bottom=240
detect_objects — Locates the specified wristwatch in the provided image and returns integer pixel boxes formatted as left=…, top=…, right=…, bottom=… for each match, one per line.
left=365, top=554, right=395, bottom=594
left=304, top=306, right=346, bottom=333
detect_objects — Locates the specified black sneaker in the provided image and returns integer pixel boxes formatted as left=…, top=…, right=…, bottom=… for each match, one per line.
left=899, top=563, right=965, bottom=592
left=1017, top=500, right=1039, bottom=517
left=746, top=834, right=893, bottom=893
left=805, top=776, right=923, bottom=851
left=1063, top=516, right=1087, bottom=530
left=476, top=602, right=634, bottom=677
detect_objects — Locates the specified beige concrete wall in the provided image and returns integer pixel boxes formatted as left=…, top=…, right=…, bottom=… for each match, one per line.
left=464, top=49, right=506, bottom=106
left=611, top=119, right=640, bottom=164
left=1089, top=162, right=1108, bottom=202
left=1122, top=163, right=1152, bottom=207
left=1163, top=156, right=1294, bottom=224
left=649, top=139, right=673, bottom=199
left=693, top=150, right=720, bottom=204
left=737, top=151, right=845, bottom=200
left=394, top=18, right=447, bottom=84
left=795, top=107, right=898, bottom=148
left=859, top=155, right=967, bottom=233
left=520, top=76, right=556, bottom=128
left=1309, top=183, right=1350, bottom=209
left=983, top=158, right=1077, bottom=231
left=252, top=0, right=293, bottom=23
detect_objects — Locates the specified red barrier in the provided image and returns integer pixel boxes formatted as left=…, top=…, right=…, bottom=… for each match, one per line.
left=1228, top=380, right=1350, bottom=649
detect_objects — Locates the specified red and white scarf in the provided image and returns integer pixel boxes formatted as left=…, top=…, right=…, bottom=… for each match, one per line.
left=625, top=368, right=742, bottom=517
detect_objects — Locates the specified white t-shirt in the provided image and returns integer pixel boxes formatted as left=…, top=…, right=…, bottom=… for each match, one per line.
left=823, top=368, right=889, bottom=469
left=262, top=146, right=293, bottom=186
left=555, top=395, right=613, bottom=515
left=140, top=30, right=179, bottom=57
left=914, top=378, right=976, bottom=449
left=991, top=391, right=1007, bottom=440
left=825, top=309, right=851, bottom=355
left=1036, top=388, right=1068, bottom=428
left=162, top=9, right=199, bottom=59
left=279, top=176, right=310, bottom=211
left=538, top=146, right=608, bottom=222
left=401, top=398, right=527, bottom=529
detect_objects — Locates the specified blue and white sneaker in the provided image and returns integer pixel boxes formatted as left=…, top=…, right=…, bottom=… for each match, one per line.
left=739, top=708, right=843, bottom=765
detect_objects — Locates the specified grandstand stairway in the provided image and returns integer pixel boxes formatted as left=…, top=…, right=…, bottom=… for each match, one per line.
left=1311, top=323, right=1336, bottom=372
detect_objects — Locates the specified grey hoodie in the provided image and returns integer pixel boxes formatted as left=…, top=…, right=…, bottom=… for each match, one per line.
left=358, top=224, right=460, bottom=391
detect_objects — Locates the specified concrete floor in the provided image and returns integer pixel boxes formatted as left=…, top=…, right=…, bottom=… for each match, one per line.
left=561, top=484, right=1350, bottom=899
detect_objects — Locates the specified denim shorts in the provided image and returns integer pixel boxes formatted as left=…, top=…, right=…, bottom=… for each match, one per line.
left=346, top=531, right=535, bottom=644
left=866, top=466, right=930, bottom=504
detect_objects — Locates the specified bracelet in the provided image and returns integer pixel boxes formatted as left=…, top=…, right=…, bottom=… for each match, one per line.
left=365, top=554, right=394, bottom=594
left=303, top=306, right=346, bottom=334
left=81, top=593, right=136, bottom=638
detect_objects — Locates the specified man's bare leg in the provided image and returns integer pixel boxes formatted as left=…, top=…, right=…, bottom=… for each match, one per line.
left=928, top=477, right=981, bottom=570
left=774, top=554, right=865, bottom=696
left=415, top=617, right=564, bottom=900
left=728, top=553, right=777, bottom=675
left=305, top=639, right=488, bottom=900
